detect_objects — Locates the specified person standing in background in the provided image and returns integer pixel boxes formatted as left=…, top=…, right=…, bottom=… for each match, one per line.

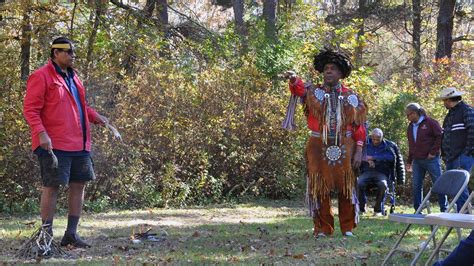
left=405, top=103, right=447, bottom=213
left=437, top=87, right=473, bottom=212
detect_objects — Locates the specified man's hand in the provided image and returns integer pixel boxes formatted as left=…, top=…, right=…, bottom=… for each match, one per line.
left=352, top=146, right=363, bottom=168
left=368, top=160, right=375, bottom=168
left=39, top=131, right=52, bottom=151
left=96, top=114, right=109, bottom=126
left=426, top=153, right=435, bottom=160
left=406, top=163, right=412, bottom=173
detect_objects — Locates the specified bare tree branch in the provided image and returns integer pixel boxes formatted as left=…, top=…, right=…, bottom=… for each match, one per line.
left=109, top=0, right=215, bottom=37
left=165, top=4, right=216, bottom=36
left=70, top=0, right=78, bottom=37
left=452, top=35, right=473, bottom=42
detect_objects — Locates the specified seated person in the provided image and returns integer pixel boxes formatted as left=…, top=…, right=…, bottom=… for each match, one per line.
left=433, top=230, right=474, bottom=265
left=358, top=128, right=405, bottom=216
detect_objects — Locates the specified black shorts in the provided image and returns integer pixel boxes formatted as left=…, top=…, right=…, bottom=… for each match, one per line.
left=37, top=154, right=95, bottom=187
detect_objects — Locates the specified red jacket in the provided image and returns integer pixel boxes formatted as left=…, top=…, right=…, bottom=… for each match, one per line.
left=23, top=60, right=100, bottom=152
left=289, top=78, right=366, bottom=144
left=406, top=115, right=442, bottom=164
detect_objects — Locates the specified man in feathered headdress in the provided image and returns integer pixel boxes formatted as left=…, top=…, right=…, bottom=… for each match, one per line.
left=283, top=50, right=367, bottom=237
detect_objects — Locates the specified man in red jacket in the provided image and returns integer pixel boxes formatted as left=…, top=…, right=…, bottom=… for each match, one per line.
left=23, top=37, right=108, bottom=249
left=283, top=50, right=367, bottom=237
left=405, top=103, right=447, bottom=213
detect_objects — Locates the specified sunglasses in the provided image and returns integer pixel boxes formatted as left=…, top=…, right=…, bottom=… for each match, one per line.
left=58, top=49, right=75, bottom=56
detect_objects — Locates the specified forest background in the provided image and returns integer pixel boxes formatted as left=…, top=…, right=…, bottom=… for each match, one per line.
left=0, top=0, right=472, bottom=213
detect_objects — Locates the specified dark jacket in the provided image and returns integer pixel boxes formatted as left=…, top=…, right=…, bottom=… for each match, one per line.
left=361, top=138, right=406, bottom=184
left=442, top=101, right=474, bottom=162
left=407, top=116, right=443, bottom=164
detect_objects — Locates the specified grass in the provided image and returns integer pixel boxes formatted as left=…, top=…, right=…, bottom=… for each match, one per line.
left=0, top=199, right=469, bottom=265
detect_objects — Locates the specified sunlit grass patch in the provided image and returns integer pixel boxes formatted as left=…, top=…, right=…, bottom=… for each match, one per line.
left=0, top=200, right=470, bottom=264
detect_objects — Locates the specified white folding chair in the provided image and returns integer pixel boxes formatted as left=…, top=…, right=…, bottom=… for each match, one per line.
left=382, top=169, right=470, bottom=266
left=424, top=191, right=474, bottom=265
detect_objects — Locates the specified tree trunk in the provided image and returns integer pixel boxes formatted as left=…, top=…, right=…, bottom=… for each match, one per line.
left=355, top=0, right=367, bottom=66
left=85, top=1, right=103, bottom=80
left=232, top=0, right=246, bottom=38
left=435, top=0, right=455, bottom=59
left=412, top=0, right=422, bottom=90
left=70, top=0, right=78, bottom=37
left=263, top=0, right=277, bottom=41
left=156, top=0, right=168, bottom=34
left=145, top=0, right=156, bottom=17
left=20, top=8, right=32, bottom=81
left=0, top=0, right=5, bottom=21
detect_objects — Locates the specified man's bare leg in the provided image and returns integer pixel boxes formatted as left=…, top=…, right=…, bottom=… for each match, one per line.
left=68, top=182, right=85, bottom=217
left=61, top=182, right=90, bottom=248
left=66, top=182, right=85, bottom=234
left=40, top=186, right=59, bottom=234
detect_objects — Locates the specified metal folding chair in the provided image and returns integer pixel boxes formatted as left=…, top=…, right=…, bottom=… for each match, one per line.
left=382, top=169, right=470, bottom=266
left=424, top=191, right=474, bottom=265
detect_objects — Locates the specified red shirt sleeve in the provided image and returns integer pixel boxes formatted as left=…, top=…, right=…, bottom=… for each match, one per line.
left=289, top=78, right=305, bottom=97
left=86, top=106, right=100, bottom=124
left=23, top=72, right=47, bottom=138
left=352, top=123, right=366, bottom=146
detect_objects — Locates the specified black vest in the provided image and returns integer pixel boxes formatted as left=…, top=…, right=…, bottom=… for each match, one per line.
left=442, top=101, right=469, bottom=162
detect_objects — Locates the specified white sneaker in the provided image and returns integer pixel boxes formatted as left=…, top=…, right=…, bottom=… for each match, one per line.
left=317, top=232, right=326, bottom=238
left=374, top=212, right=383, bottom=217
left=344, top=231, right=354, bottom=237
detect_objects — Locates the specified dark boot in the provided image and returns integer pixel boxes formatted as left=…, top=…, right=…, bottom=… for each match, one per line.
left=60, top=232, right=91, bottom=248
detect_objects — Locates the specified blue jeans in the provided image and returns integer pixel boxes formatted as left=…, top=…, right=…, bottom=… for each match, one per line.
left=445, top=154, right=474, bottom=212
left=433, top=230, right=474, bottom=266
left=357, top=170, right=388, bottom=213
left=412, top=155, right=447, bottom=212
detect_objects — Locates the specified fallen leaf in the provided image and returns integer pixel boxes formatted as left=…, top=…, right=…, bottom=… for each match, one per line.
left=117, top=245, right=129, bottom=251
left=23, top=221, right=35, bottom=227
left=269, top=248, right=276, bottom=256
left=366, top=240, right=372, bottom=244
left=192, top=231, right=201, bottom=237
left=293, top=253, right=305, bottom=259
left=113, top=255, right=120, bottom=264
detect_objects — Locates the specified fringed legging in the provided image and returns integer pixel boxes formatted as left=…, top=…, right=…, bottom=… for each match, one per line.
left=305, top=136, right=357, bottom=235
